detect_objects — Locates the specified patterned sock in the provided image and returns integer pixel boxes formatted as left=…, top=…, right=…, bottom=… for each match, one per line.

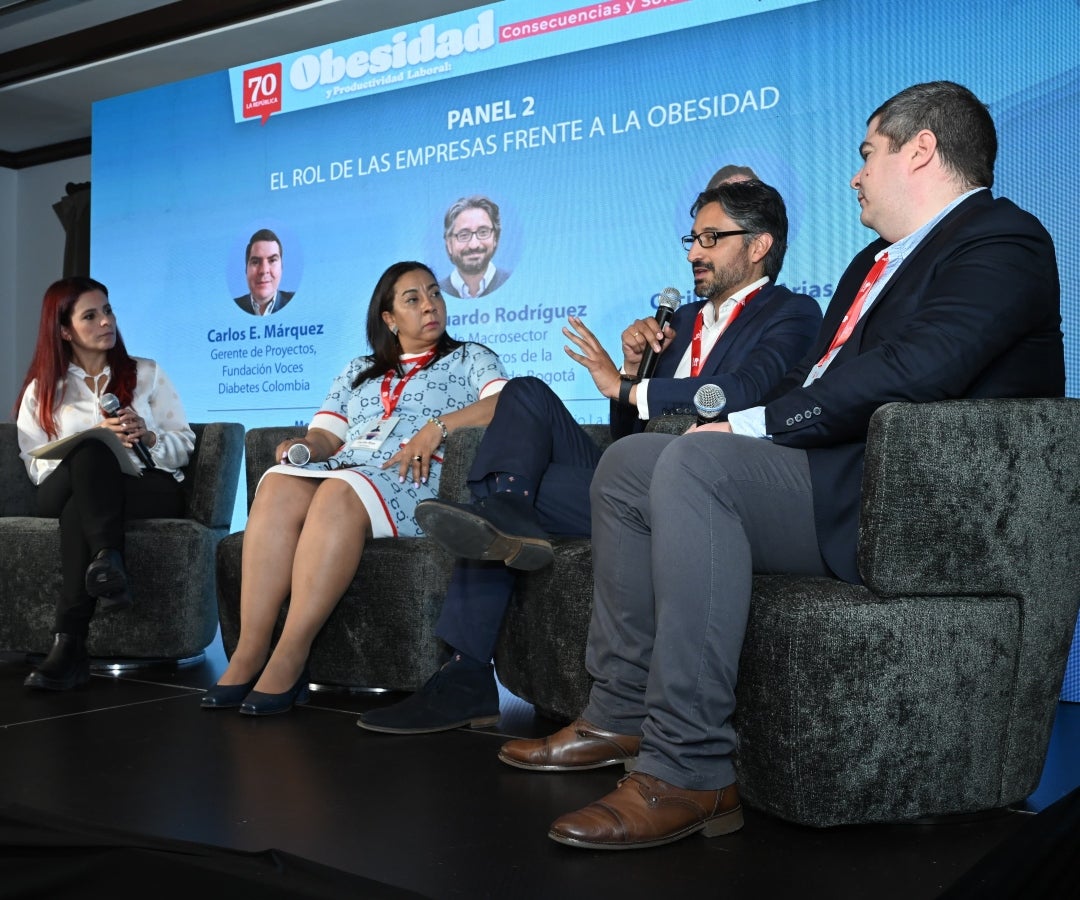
left=490, top=472, right=537, bottom=499
left=445, top=648, right=490, bottom=669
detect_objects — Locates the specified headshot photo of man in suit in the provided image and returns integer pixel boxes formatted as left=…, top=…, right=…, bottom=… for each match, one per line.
left=438, top=195, right=512, bottom=299
left=233, top=228, right=294, bottom=315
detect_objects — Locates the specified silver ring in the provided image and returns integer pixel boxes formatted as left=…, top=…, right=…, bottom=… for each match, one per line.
left=412, top=455, right=423, bottom=461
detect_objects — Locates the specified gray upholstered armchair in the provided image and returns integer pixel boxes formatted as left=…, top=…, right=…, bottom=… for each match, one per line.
left=214, top=424, right=611, bottom=691
left=0, top=421, right=244, bottom=662
left=493, top=399, right=1080, bottom=826
left=217, top=426, right=458, bottom=690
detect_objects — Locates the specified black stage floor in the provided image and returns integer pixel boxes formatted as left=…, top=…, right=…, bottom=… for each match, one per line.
left=1, top=638, right=1078, bottom=899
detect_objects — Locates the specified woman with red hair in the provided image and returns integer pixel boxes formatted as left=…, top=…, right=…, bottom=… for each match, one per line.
left=14, top=276, right=195, bottom=690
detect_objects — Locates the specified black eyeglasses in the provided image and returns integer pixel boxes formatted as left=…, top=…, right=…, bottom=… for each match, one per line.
left=451, top=227, right=495, bottom=244
left=681, top=230, right=750, bottom=251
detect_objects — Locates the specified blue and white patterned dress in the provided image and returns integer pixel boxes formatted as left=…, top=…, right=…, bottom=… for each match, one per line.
left=261, top=343, right=506, bottom=537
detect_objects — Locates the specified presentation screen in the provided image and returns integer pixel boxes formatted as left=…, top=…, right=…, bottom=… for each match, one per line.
left=91, top=0, right=1080, bottom=442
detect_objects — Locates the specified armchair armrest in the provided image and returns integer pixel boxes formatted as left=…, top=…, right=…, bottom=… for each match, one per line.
left=439, top=427, right=485, bottom=504
left=243, top=426, right=305, bottom=511
left=644, top=414, right=695, bottom=436
left=184, top=423, right=245, bottom=529
left=859, top=398, right=1080, bottom=600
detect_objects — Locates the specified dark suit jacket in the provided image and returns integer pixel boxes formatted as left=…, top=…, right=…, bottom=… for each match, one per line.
left=233, top=291, right=294, bottom=315
left=439, top=267, right=511, bottom=299
left=764, top=191, right=1064, bottom=582
left=609, top=283, right=822, bottom=439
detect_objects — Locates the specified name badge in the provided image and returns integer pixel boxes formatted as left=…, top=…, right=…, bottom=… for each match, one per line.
left=352, top=415, right=398, bottom=451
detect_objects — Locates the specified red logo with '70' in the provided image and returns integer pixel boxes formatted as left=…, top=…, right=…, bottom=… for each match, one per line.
left=243, top=63, right=282, bottom=124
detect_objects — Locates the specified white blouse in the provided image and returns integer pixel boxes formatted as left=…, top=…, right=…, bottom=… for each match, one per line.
left=17, top=357, right=195, bottom=485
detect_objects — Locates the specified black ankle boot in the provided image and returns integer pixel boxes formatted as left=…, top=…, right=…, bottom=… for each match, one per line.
left=414, top=494, right=554, bottom=571
left=24, top=633, right=90, bottom=691
left=357, top=653, right=500, bottom=734
left=85, top=549, right=132, bottom=613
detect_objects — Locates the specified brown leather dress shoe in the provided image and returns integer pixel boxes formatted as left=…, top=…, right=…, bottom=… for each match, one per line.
left=498, top=719, right=641, bottom=771
left=548, top=772, right=743, bottom=849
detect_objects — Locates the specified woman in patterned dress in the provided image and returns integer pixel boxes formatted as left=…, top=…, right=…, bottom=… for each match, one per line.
left=202, top=261, right=507, bottom=714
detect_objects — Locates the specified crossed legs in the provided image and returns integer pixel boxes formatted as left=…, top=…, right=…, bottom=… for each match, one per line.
left=219, top=473, right=371, bottom=694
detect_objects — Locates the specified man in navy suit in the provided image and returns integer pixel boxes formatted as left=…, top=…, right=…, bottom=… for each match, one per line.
left=358, top=178, right=822, bottom=735
left=496, top=81, right=1064, bottom=850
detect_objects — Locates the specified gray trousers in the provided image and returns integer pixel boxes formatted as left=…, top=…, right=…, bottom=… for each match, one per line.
left=582, top=431, right=830, bottom=789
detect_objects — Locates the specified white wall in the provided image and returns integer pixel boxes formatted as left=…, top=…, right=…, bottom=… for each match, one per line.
left=0, top=155, right=91, bottom=418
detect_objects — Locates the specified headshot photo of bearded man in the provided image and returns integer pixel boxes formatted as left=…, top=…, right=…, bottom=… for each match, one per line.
left=438, top=195, right=512, bottom=299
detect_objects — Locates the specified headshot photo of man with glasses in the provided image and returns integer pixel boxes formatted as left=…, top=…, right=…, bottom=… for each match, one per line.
left=438, top=195, right=512, bottom=299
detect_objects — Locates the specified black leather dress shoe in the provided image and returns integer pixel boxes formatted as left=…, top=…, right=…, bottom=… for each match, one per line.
left=24, top=633, right=90, bottom=691
left=415, top=494, right=554, bottom=571
left=85, top=549, right=131, bottom=612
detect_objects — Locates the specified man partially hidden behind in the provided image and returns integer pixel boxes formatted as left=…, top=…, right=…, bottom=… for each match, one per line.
left=438, top=195, right=511, bottom=299
left=358, top=177, right=822, bottom=735
left=234, top=228, right=294, bottom=315
left=488, top=81, right=1063, bottom=849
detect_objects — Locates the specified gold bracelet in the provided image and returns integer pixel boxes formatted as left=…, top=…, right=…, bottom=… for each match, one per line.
left=428, top=416, right=449, bottom=442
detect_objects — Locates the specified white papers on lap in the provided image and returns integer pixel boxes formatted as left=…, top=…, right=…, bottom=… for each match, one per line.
left=28, top=427, right=141, bottom=477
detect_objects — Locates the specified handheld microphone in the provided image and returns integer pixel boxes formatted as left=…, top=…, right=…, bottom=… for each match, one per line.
left=286, top=442, right=311, bottom=466
left=636, top=287, right=682, bottom=380
left=693, top=383, right=727, bottom=426
left=100, top=393, right=156, bottom=469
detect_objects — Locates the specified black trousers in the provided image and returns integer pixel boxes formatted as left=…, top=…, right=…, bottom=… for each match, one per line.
left=35, top=440, right=185, bottom=636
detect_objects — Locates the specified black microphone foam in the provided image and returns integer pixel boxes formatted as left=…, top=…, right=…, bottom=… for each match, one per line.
left=100, top=392, right=156, bottom=469
left=637, top=286, right=682, bottom=380
left=693, top=383, right=727, bottom=425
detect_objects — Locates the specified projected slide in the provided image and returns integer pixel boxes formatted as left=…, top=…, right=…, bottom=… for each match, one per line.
left=91, top=0, right=1080, bottom=434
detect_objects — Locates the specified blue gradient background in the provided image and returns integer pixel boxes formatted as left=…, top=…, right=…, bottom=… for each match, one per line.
left=92, top=0, right=1079, bottom=431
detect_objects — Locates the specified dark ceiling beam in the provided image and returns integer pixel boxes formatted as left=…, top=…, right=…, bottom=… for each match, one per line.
left=0, top=0, right=321, bottom=90
left=0, top=136, right=91, bottom=169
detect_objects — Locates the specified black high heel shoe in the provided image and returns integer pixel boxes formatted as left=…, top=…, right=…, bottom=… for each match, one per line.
left=201, top=676, right=260, bottom=709
left=238, top=667, right=311, bottom=716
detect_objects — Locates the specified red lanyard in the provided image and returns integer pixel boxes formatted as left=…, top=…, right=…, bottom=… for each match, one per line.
left=816, top=252, right=889, bottom=367
left=689, top=285, right=764, bottom=376
left=380, top=350, right=436, bottom=419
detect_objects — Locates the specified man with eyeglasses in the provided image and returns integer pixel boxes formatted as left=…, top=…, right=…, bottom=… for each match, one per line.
left=358, top=177, right=821, bottom=737
left=438, top=195, right=511, bottom=299
left=497, top=81, right=1063, bottom=850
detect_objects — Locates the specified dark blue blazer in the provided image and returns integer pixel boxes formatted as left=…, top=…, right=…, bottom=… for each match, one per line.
left=764, top=191, right=1064, bottom=583
left=610, top=283, right=822, bottom=439
left=233, top=290, right=294, bottom=315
